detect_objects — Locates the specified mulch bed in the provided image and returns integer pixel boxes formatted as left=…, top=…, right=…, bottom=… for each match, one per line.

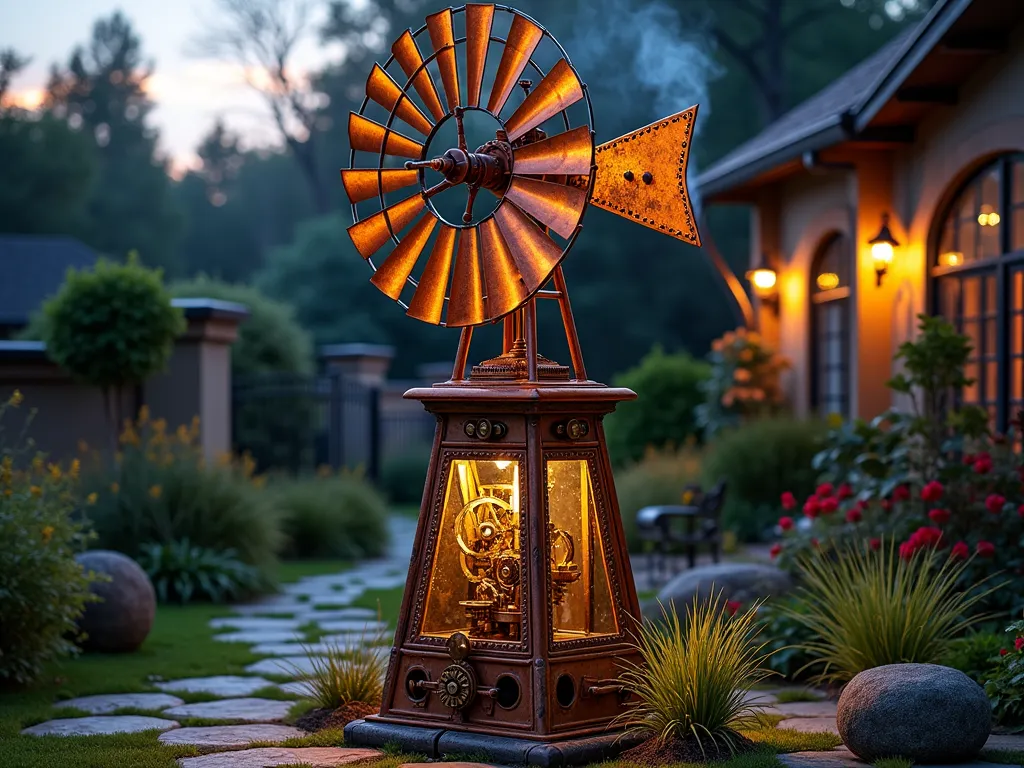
left=619, top=732, right=757, bottom=765
left=295, top=701, right=378, bottom=733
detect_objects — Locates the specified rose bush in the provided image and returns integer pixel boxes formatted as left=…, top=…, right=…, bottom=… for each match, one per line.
left=770, top=315, right=1024, bottom=616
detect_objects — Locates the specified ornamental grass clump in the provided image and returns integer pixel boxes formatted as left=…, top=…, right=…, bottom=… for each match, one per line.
left=303, top=641, right=387, bottom=711
left=615, top=592, right=774, bottom=758
left=784, top=538, right=997, bottom=683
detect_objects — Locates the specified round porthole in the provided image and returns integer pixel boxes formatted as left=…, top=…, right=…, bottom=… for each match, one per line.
left=495, top=674, right=521, bottom=710
left=405, top=668, right=428, bottom=702
left=555, top=673, right=576, bottom=708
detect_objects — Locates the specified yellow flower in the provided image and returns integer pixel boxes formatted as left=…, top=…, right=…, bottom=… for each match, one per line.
left=119, top=424, right=139, bottom=446
left=9, top=389, right=23, bottom=407
left=827, top=412, right=844, bottom=429
left=175, top=424, right=191, bottom=444
left=30, top=485, right=42, bottom=498
left=242, top=454, right=256, bottom=478
left=148, top=485, right=162, bottom=500
left=31, top=456, right=44, bottom=475
left=41, top=525, right=54, bottom=543
left=87, top=492, right=98, bottom=505
left=48, top=463, right=62, bottom=481
left=152, top=418, right=167, bottom=436
left=189, top=416, right=201, bottom=440
left=681, top=489, right=695, bottom=505
left=69, top=459, right=80, bottom=480
left=110, top=482, right=120, bottom=494
left=137, top=405, right=150, bottom=425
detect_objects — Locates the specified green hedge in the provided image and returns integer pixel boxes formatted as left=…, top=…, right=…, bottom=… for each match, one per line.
left=615, top=446, right=703, bottom=552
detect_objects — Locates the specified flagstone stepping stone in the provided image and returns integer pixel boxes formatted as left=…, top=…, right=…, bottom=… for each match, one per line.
left=308, top=595, right=359, bottom=608
left=159, top=723, right=305, bottom=749
left=776, top=700, right=838, bottom=718
left=232, top=597, right=308, bottom=615
left=740, top=690, right=778, bottom=706
left=22, top=715, right=179, bottom=736
left=987, top=733, right=1024, bottom=750
left=250, top=642, right=331, bottom=656
left=177, top=746, right=381, bottom=767
left=163, top=698, right=295, bottom=722
left=209, top=617, right=304, bottom=631
left=779, top=750, right=1006, bottom=768
left=214, top=630, right=305, bottom=644
left=55, top=692, right=185, bottom=714
left=277, top=680, right=315, bottom=697
left=316, top=620, right=387, bottom=634
left=245, top=656, right=326, bottom=677
left=777, top=716, right=839, bottom=734
left=157, top=676, right=277, bottom=697
left=297, top=608, right=377, bottom=621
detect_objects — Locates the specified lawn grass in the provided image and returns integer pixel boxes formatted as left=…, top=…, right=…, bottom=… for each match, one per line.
left=774, top=688, right=823, bottom=704
left=981, top=749, right=1024, bottom=765
left=873, top=758, right=913, bottom=768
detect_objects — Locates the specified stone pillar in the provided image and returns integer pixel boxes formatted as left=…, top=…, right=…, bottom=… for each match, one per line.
left=144, top=299, right=249, bottom=461
left=319, top=343, right=395, bottom=385
left=417, top=361, right=455, bottom=385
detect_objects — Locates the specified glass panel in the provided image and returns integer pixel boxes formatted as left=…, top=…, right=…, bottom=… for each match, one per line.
left=963, top=277, right=981, bottom=319
left=546, top=459, right=617, bottom=642
left=1014, top=271, right=1023, bottom=311
left=986, top=360, right=998, bottom=402
left=985, top=318, right=997, bottom=356
left=938, top=277, right=960, bottom=322
left=1014, top=207, right=1024, bottom=252
left=964, top=362, right=980, bottom=403
left=1014, top=358, right=1022, bottom=401
left=960, top=218, right=977, bottom=262
left=958, top=185, right=977, bottom=222
left=1014, top=160, right=1024, bottom=206
left=1015, top=312, right=1023, bottom=356
left=422, top=457, right=523, bottom=641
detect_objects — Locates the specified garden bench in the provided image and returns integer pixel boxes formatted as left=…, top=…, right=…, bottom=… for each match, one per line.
left=635, top=481, right=726, bottom=586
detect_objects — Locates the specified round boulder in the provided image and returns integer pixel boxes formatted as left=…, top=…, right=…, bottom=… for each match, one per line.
left=837, top=663, right=991, bottom=763
left=653, top=562, right=792, bottom=614
left=75, top=550, right=156, bottom=653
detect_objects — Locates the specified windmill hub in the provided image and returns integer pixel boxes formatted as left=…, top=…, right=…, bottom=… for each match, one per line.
left=406, top=143, right=511, bottom=192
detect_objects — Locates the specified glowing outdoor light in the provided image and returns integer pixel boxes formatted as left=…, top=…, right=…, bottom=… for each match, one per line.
left=816, top=272, right=840, bottom=291
left=868, top=213, right=899, bottom=287
left=941, top=251, right=964, bottom=267
left=978, top=205, right=1001, bottom=227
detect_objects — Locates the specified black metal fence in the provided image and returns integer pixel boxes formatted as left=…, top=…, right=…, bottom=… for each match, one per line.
left=231, top=372, right=434, bottom=479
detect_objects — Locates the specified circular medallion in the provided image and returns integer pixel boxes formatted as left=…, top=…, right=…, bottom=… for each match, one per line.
left=438, top=662, right=477, bottom=710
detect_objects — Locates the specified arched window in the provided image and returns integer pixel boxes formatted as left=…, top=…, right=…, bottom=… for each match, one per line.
left=811, top=232, right=852, bottom=418
left=932, top=154, right=1024, bottom=429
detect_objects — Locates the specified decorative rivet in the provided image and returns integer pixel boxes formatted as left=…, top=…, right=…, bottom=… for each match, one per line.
left=623, top=170, right=634, bottom=182
left=642, top=172, right=653, bottom=184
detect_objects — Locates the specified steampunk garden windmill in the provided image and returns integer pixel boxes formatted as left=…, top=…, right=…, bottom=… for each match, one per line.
left=340, top=5, right=701, bottom=764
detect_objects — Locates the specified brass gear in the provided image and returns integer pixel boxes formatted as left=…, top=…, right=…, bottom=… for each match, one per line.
left=438, top=662, right=477, bottom=710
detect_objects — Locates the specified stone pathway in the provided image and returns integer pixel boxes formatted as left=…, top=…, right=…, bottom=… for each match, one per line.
left=21, top=516, right=417, bottom=767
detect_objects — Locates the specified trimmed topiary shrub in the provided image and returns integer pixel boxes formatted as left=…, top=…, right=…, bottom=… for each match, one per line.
left=273, top=471, right=390, bottom=560
left=605, top=346, right=710, bottom=466
left=615, top=445, right=703, bottom=552
left=702, top=417, right=825, bottom=542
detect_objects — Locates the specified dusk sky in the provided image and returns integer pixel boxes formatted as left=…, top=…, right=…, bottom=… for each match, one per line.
left=2, top=0, right=346, bottom=174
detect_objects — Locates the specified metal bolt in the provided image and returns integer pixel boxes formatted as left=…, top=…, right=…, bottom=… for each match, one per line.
left=642, top=171, right=653, bottom=184
left=623, top=170, right=634, bottom=182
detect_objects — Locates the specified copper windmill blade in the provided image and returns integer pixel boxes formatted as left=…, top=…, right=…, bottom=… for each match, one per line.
left=446, top=227, right=485, bottom=327
left=479, top=217, right=529, bottom=319
left=487, top=14, right=544, bottom=116
left=391, top=30, right=446, bottom=123
left=493, top=201, right=564, bottom=292
left=503, top=60, right=583, bottom=142
left=407, top=224, right=457, bottom=324
left=425, top=9, right=460, bottom=112
left=504, top=176, right=587, bottom=239
left=349, top=113, right=424, bottom=160
left=367, top=64, right=435, bottom=136
left=465, top=4, right=494, bottom=108
left=591, top=106, right=702, bottom=246
left=347, top=192, right=427, bottom=259
left=370, top=214, right=438, bottom=299
left=341, top=169, right=420, bottom=205
left=512, top=126, right=593, bottom=177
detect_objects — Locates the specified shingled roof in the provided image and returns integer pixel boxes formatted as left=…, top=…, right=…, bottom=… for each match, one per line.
left=0, top=236, right=97, bottom=325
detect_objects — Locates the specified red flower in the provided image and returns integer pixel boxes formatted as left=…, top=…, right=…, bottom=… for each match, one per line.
left=820, top=497, right=839, bottom=515
left=973, top=456, right=993, bottom=475
left=779, top=516, right=794, bottom=532
left=986, top=494, right=1006, bottom=514
left=921, top=481, right=944, bottom=502
left=770, top=543, right=782, bottom=559
left=845, top=507, right=862, bottom=523
left=950, top=541, right=970, bottom=560
left=837, top=483, right=853, bottom=500
left=976, top=540, right=996, bottom=558
left=1001, top=648, right=1009, bottom=656
left=816, top=482, right=834, bottom=498
left=803, top=497, right=820, bottom=518
left=928, top=508, right=951, bottom=525
left=899, top=541, right=917, bottom=560
left=963, top=453, right=975, bottom=466
left=893, top=484, right=911, bottom=502
left=1016, top=637, right=1024, bottom=652
left=810, top=537, right=820, bottom=549
left=781, top=491, right=797, bottom=510
left=869, top=538, right=881, bottom=551
left=881, top=499, right=892, bottom=512
left=725, top=600, right=741, bottom=617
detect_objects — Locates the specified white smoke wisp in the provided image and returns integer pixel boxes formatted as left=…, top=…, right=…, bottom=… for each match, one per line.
left=568, top=0, right=722, bottom=217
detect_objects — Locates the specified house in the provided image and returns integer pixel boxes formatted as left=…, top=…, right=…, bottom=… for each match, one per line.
left=698, top=0, right=1024, bottom=430
left=0, top=235, right=98, bottom=338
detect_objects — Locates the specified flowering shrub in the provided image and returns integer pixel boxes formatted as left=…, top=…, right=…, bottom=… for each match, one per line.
left=696, top=327, right=790, bottom=438
left=82, top=407, right=282, bottom=579
left=770, top=315, right=1024, bottom=615
left=0, top=392, right=99, bottom=685
left=986, top=613, right=1024, bottom=731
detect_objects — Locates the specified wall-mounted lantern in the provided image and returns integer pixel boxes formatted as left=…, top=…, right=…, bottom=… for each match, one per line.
left=746, top=255, right=778, bottom=312
left=868, top=213, right=899, bottom=287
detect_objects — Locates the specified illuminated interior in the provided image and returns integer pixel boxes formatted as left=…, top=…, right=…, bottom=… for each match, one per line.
left=422, top=458, right=524, bottom=640
left=546, top=459, right=618, bottom=642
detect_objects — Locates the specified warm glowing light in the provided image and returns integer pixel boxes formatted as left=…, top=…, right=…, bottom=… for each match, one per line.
left=871, top=241, right=894, bottom=268
left=494, top=460, right=511, bottom=470
left=978, top=205, right=1001, bottom=227
left=747, top=267, right=777, bottom=298
left=816, top=272, right=840, bottom=291
left=941, top=251, right=964, bottom=267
